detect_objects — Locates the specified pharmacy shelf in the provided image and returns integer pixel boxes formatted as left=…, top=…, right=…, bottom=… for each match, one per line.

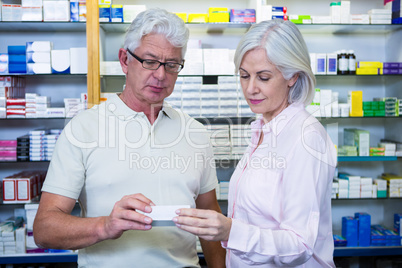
left=3, top=247, right=402, bottom=264
left=0, top=252, right=77, bottom=264
left=333, top=246, right=402, bottom=257
left=0, top=118, right=69, bottom=120
left=99, top=22, right=402, bottom=34
left=338, top=156, right=397, bottom=162
left=0, top=22, right=86, bottom=32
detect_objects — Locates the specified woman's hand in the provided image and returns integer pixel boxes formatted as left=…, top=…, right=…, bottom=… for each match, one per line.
left=173, top=208, right=232, bottom=241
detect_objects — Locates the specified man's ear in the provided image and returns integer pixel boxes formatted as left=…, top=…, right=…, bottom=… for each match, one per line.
left=118, top=48, right=129, bottom=75
left=288, top=73, right=299, bottom=87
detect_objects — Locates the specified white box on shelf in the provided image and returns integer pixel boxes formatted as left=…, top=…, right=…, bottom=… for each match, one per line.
left=26, top=52, right=51, bottom=63
left=51, top=50, right=70, bottom=74
left=43, top=0, right=70, bottom=21
left=26, top=41, right=53, bottom=52
left=27, top=63, right=51, bottom=74
left=70, top=47, right=87, bottom=74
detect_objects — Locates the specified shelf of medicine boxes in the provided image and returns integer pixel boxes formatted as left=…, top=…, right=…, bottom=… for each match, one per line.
left=2, top=246, right=402, bottom=264
left=0, top=22, right=86, bottom=32
left=99, top=22, right=402, bottom=34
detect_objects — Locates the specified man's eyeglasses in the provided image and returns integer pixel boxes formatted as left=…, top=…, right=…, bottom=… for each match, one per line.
left=126, top=49, right=184, bottom=73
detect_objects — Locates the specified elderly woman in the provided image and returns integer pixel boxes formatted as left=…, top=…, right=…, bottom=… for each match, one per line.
left=174, top=19, right=337, bottom=268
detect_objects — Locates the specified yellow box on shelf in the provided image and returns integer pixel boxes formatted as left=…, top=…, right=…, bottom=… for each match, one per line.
left=208, top=7, right=229, bottom=23
left=175, top=13, right=187, bottom=23
left=348, top=91, right=363, bottom=117
left=188, top=13, right=209, bottom=23
left=357, top=61, right=383, bottom=68
left=356, top=67, right=383, bottom=75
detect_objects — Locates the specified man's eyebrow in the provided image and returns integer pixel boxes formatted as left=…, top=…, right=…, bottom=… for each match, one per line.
left=142, top=52, right=181, bottom=62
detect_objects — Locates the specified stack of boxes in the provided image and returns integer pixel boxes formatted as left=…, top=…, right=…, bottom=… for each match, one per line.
left=379, top=142, right=397, bottom=156
left=342, top=216, right=358, bottom=246
left=165, top=77, right=182, bottom=109
left=207, top=124, right=231, bottom=160
left=388, top=0, right=402, bottom=24
left=382, top=173, right=402, bottom=198
left=376, top=97, right=399, bottom=117
left=394, top=213, right=402, bottom=245
left=356, top=61, right=402, bottom=75
left=0, top=140, right=17, bottom=162
left=368, top=9, right=392, bottom=24
left=16, top=134, right=29, bottom=162
left=229, top=9, right=256, bottom=23
left=230, top=124, right=251, bottom=160
left=360, top=177, right=373, bottom=198
left=8, top=45, right=26, bottom=74
left=374, top=178, right=387, bottom=198
left=2, top=171, right=46, bottom=203
left=29, top=129, right=61, bottom=161
left=216, top=181, right=229, bottom=200
left=200, top=84, right=219, bottom=118
left=2, top=41, right=87, bottom=75
left=363, top=101, right=385, bottom=117
left=0, top=217, right=25, bottom=255
left=99, top=4, right=144, bottom=23
left=343, top=128, right=370, bottom=156
left=26, top=41, right=52, bottom=74
left=339, top=173, right=361, bottom=198
left=371, top=225, right=400, bottom=246
left=21, top=0, right=42, bottom=21
left=341, top=213, right=372, bottom=247
left=355, top=212, right=371, bottom=247
left=219, top=79, right=238, bottom=117
left=383, top=62, right=402, bottom=75
left=0, top=76, right=26, bottom=118
left=64, top=98, right=84, bottom=118
left=181, top=77, right=201, bottom=117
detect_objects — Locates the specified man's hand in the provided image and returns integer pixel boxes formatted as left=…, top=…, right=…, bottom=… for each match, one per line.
left=101, top=193, right=156, bottom=240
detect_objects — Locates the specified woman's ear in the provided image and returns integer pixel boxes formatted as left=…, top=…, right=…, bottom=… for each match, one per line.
left=288, top=73, right=299, bottom=87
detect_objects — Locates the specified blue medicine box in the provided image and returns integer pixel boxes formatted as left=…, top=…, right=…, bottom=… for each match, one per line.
left=70, top=1, right=79, bottom=22
left=8, top=46, right=26, bottom=55
left=355, top=212, right=371, bottom=247
left=230, top=9, right=256, bottom=23
left=8, top=55, right=26, bottom=64
left=111, top=5, right=123, bottom=22
left=342, top=216, right=358, bottom=247
left=99, top=5, right=111, bottom=22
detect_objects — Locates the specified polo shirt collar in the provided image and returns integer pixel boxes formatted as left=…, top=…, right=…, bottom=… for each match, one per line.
left=106, top=93, right=172, bottom=121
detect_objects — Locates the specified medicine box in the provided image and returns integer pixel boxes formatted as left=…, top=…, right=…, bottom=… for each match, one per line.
left=230, top=9, right=256, bottom=23
left=51, top=50, right=70, bottom=74
left=26, top=41, right=52, bottom=52
left=70, top=47, right=87, bottom=74
left=208, top=7, right=229, bottom=23
left=26, top=52, right=51, bottom=63
left=99, top=4, right=110, bottom=22
left=123, top=5, right=146, bottom=23
left=354, top=212, right=371, bottom=247
left=43, top=0, right=70, bottom=21
left=111, top=5, right=123, bottom=22
left=342, top=216, right=358, bottom=246
left=344, top=128, right=370, bottom=156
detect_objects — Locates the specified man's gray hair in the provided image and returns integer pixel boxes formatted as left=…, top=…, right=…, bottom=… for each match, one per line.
left=124, top=8, right=190, bottom=59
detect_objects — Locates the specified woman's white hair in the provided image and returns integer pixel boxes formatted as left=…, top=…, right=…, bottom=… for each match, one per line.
left=234, top=19, right=316, bottom=106
left=124, top=8, right=189, bottom=59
